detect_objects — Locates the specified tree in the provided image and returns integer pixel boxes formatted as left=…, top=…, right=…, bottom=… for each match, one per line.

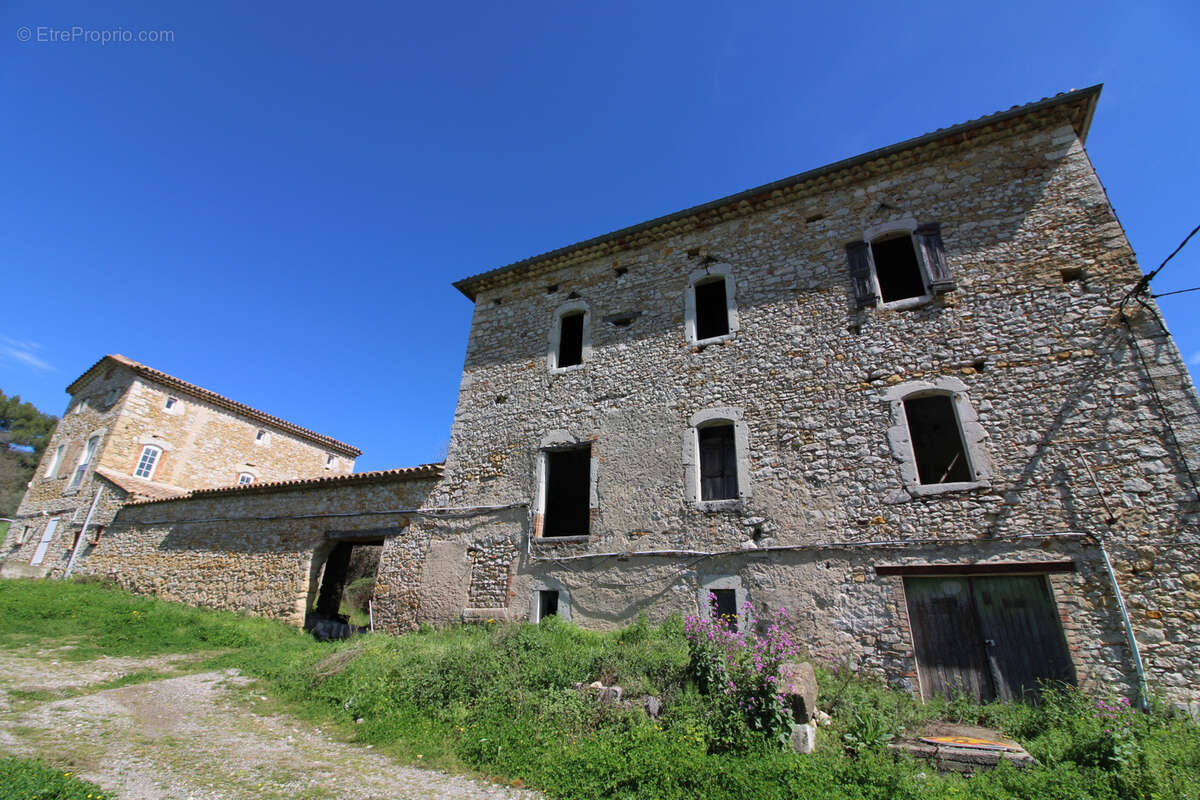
left=0, top=390, right=58, bottom=517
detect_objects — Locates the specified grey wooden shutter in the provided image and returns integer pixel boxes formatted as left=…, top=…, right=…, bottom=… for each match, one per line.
left=845, top=241, right=877, bottom=309
left=58, top=442, right=81, bottom=480
left=914, top=223, right=956, bottom=294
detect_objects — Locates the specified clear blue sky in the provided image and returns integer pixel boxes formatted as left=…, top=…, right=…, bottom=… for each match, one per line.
left=3, top=1, right=1197, bottom=472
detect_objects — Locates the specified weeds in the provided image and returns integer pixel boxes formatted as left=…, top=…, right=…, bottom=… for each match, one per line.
left=3, top=579, right=1199, bottom=799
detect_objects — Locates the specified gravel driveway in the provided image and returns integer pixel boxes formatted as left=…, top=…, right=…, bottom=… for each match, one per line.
left=0, top=648, right=541, bottom=800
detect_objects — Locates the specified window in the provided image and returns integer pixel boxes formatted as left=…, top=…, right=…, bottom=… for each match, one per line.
left=871, top=234, right=927, bottom=304
left=68, top=436, right=100, bottom=489
left=541, top=445, right=591, bottom=537
left=903, top=395, right=971, bottom=485
left=254, top=429, right=270, bottom=445
left=711, top=589, right=738, bottom=631
left=163, top=396, right=182, bottom=414
left=882, top=378, right=991, bottom=498
left=694, top=279, right=729, bottom=340
left=538, top=590, right=559, bottom=620
left=698, top=423, right=738, bottom=501
left=698, top=576, right=745, bottom=630
left=685, top=266, right=739, bottom=345
left=133, top=445, right=161, bottom=479
left=237, top=472, right=255, bottom=485
left=45, top=444, right=66, bottom=478
left=557, top=312, right=585, bottom=368
left=530, top=579, right=572, bottom=622
left=548, top=302, right=591, bottom=371
left=685, top=408, right=751, bottom=508
left=325, top=455, right=337, bottom=470
left=165, top=396, right=177, bottom=410
left=846, top=220, right=955, bottom=309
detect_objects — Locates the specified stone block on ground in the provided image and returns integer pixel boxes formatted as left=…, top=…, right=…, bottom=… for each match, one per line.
left=779, top=660, right=818, bottom=722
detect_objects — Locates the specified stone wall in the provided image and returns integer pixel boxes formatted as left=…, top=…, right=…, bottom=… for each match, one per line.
left=433, top=107, right=1200, bottom=711
left=3, top=359, right=359, bottom=578
left=85, top=471, right=439, bottom=625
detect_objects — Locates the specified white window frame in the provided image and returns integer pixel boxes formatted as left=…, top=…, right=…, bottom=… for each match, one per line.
left=685, top=265, right=739, bottom=346
left=863, top=218, right=933, bottom=309
left=68, top=435, right=101, bottom=490
left=237, top=472, right=256, bottom=485
left=881, top=377, right=992, bottom=498
left=684, top=408, right=752, bottom=510
left=547, top=300, right=592, bottom=373
left=45, top=444, right=67, bottom=478
left=163, top=396, right=183, bottom=414
left=133, top=445, right=162, bottom=480
left=254, top=429, right=270, bottom=446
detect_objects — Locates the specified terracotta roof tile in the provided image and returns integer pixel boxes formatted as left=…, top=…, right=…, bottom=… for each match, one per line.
left=68, top=354, right=362, bottom=457
left=124, top=463, right=444, bottom=505
left=95, top=467, right=191, bottom=502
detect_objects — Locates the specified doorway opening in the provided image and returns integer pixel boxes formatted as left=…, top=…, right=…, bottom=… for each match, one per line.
left=307, top=537, right=384, bottom=640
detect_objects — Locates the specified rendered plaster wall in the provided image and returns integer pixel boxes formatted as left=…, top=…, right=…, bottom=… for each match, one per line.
left=85, top=475, right=438, bottom=626
left=435, top=112, right=1200, bottom=710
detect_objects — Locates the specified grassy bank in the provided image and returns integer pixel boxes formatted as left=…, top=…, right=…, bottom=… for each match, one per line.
left=1, top=578, right=1198, bottom=799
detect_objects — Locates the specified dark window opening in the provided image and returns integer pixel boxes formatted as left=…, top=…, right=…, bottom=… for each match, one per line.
left=694, top=279, right=729, bottom=340
left=805, top=213, right=826, bottom=223
left=539, top=590, right=560, bottom=619
left=546, top=284, right=559, bottom=294
left=904, top=395, right=972, bottom=485
left=698, top=423, right=738, bottom=501
left=711, top=589, right=738, bottom=631
left=1060, top=267, right=1084, bottom=283
left=557, top=312, right=584, bottom=368
left=871, top=235, right=926, bottom=303
left=543, top=446, right=591, bottom=537
left=614, top=266, right=628, bottom=277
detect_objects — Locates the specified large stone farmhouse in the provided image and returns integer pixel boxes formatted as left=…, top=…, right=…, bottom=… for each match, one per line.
left=6, top=86, right=1200, bottom=714
left=2, top=354, right=361, bottom=578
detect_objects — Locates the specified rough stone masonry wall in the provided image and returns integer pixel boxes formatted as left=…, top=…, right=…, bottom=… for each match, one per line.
left=4, top=368, right=135, bottom=577
left=434, top=110, right=1200, bottom=711
left=104, top=377, right=355, bottom=489
left=87, top=475, right=438, bottom=627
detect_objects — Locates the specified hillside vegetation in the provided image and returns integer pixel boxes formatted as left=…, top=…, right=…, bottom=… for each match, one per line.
left=1, top=578, right=1197, bottom=800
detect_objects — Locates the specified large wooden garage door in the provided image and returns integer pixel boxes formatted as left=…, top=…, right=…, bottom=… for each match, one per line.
left=905, top=575, right=1075, bottom=702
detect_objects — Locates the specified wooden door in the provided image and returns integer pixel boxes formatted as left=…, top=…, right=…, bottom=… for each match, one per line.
left=971, top=576, right=1075, bottom=701
left=905, top=575, right=1075, bottom=703
left=905, top=578, right=995, bottom=701
left=30, top=519, right=59, bottom=566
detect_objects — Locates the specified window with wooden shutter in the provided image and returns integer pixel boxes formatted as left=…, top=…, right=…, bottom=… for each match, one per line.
left=698, top=423, right=738, bottom=501
left=845, top=241, right=878, bottom=308
left=58, top=442, right=81, bottom=480
left=914, top=222, right=955, bottom=294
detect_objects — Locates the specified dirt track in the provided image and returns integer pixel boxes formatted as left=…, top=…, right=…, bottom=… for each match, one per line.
left=0, top=648, right=540, bottom=800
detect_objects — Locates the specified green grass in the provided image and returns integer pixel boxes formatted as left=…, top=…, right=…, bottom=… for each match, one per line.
left=2, top=578, right=1198, bottom=799
left=0, top=755, right=112, bottom=800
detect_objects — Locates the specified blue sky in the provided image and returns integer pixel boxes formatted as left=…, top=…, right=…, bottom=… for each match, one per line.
left=2, top=1, right=1197, bottom=472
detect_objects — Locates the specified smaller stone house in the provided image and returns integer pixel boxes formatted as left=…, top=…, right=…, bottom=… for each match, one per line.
left=2, top=354, right=361, bottom=578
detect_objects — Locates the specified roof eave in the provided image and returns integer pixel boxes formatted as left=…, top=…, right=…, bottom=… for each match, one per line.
left=453, top=84, right=1103, bottom=301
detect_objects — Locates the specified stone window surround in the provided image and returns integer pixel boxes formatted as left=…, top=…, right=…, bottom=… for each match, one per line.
left=684, top=264, right=740, bottom=345
left=163, top=395, right=183, bottom=415
left=546, top=300, right=593, bottom=373
left=684, top=407, right=752, bottom=510
left=863, top=217, right=933, bottom=310
left=881, top=377, right=991, bottom=497
left=531, top=430, right=599, bottom=541
left=237, top=471, right=256, bottom=485
left=697, top=574, right=748, bottom=631
left=529, top=575, right=572, bottom=622
left=254, top=429, right=270, bottom=446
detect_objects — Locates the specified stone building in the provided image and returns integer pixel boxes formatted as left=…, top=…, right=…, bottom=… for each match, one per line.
left=76, top=86, right=1200, bottom=713
left=1, top=354, right=361, bottom=578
